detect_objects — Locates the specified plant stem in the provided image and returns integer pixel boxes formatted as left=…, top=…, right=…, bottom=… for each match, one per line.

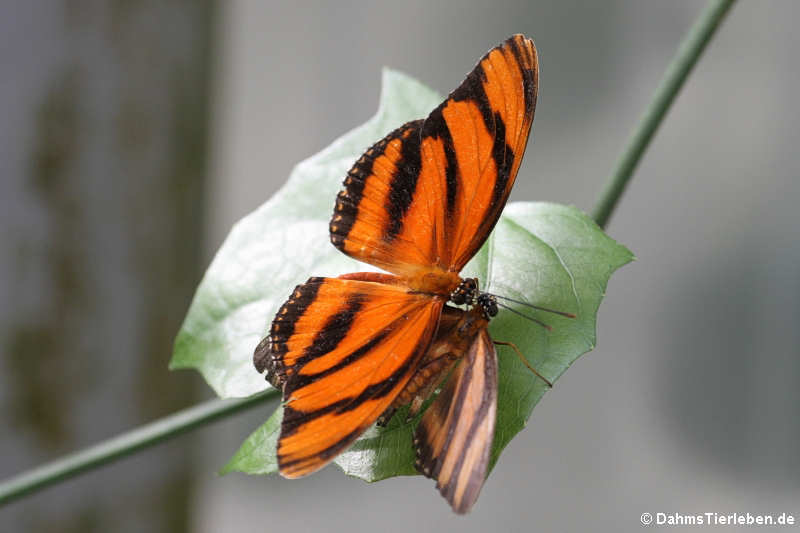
left=591, top=0, right=736, bottom=229
left=0, top=390, right=277, bottom=506
left=0, top=0, right=738, bottom=508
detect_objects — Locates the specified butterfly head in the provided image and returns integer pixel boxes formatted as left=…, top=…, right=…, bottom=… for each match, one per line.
left=476, top=293, right=499, bottom=320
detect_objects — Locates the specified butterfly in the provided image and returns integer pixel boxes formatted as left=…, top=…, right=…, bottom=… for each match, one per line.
left=254, top=34, right=552, bottom=513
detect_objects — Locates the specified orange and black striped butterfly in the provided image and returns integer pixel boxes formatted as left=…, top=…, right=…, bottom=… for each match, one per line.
left=254, top=34, right=541, bottom=513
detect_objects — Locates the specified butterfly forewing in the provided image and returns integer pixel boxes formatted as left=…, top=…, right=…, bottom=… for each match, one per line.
left=437, top=35, right=538, bottom=269
left=331, top=34, right=538, bottom=280
left=267, top=276, right=444, bottom=478
left=415, top=326, right=498, bottom=514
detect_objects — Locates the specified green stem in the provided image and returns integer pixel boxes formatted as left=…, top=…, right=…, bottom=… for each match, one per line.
left=0, top=390, right=277, bottom=506
left=591, top=0, right=736, bottom=229
left=0, top=0, right=738, bottom=509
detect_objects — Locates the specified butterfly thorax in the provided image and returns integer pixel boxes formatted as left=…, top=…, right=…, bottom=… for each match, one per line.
left=403, top=267, right=462, bottom=296
left=450, top=278, right=499, bottom=320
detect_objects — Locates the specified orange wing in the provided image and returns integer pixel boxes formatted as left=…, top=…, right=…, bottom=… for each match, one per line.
left=259, top=276, right=443, bottom=478
left=330, top=34, right=538, bottom=278
left=414, top=324, right=498, bottom=514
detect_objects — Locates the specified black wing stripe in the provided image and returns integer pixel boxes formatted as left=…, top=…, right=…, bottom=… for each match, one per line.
left=421, top=107, right=459, bottom=217
left=288, top=329, right=391, bottom=391
left=384, top=124, right=423, bottom=242
left=295, top=294, right=365, bottom=365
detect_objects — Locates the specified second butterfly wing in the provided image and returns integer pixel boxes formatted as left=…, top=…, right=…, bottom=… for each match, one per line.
left=261, top=276, right=443, bottom=478
left=330, top=34, right=538, bottom=285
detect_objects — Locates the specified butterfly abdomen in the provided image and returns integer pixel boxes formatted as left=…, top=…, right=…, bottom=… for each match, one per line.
left=391, top=350, right=459, bottom=417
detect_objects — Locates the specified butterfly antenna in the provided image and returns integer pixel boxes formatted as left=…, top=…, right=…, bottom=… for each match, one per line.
left=489, top=293, right=576, bottom=319
left=494, top=340, right=553, bottom=388
left=497, top=302, right=553, bottom=331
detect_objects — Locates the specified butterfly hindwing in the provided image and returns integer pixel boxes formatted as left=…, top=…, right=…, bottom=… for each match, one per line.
left=330, top=34, right=538, bottom=276
left=414, top=325, right=498, bottom=514
left=264, top=276, right=444, bottom=478
left=330, top=120, right=432, bottom=276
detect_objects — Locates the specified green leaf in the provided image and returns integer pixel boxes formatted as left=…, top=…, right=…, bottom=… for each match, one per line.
left=170, top=69, right=444, bottom=398
left=221, top=405, right=283, bottom=475
left=174, top=69, right=633, bottom=481
left=484, top=202, right=634, bottom=468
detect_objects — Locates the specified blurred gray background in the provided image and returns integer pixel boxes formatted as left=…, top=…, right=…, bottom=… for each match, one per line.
left=2, top=1, right=798, bottom=531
